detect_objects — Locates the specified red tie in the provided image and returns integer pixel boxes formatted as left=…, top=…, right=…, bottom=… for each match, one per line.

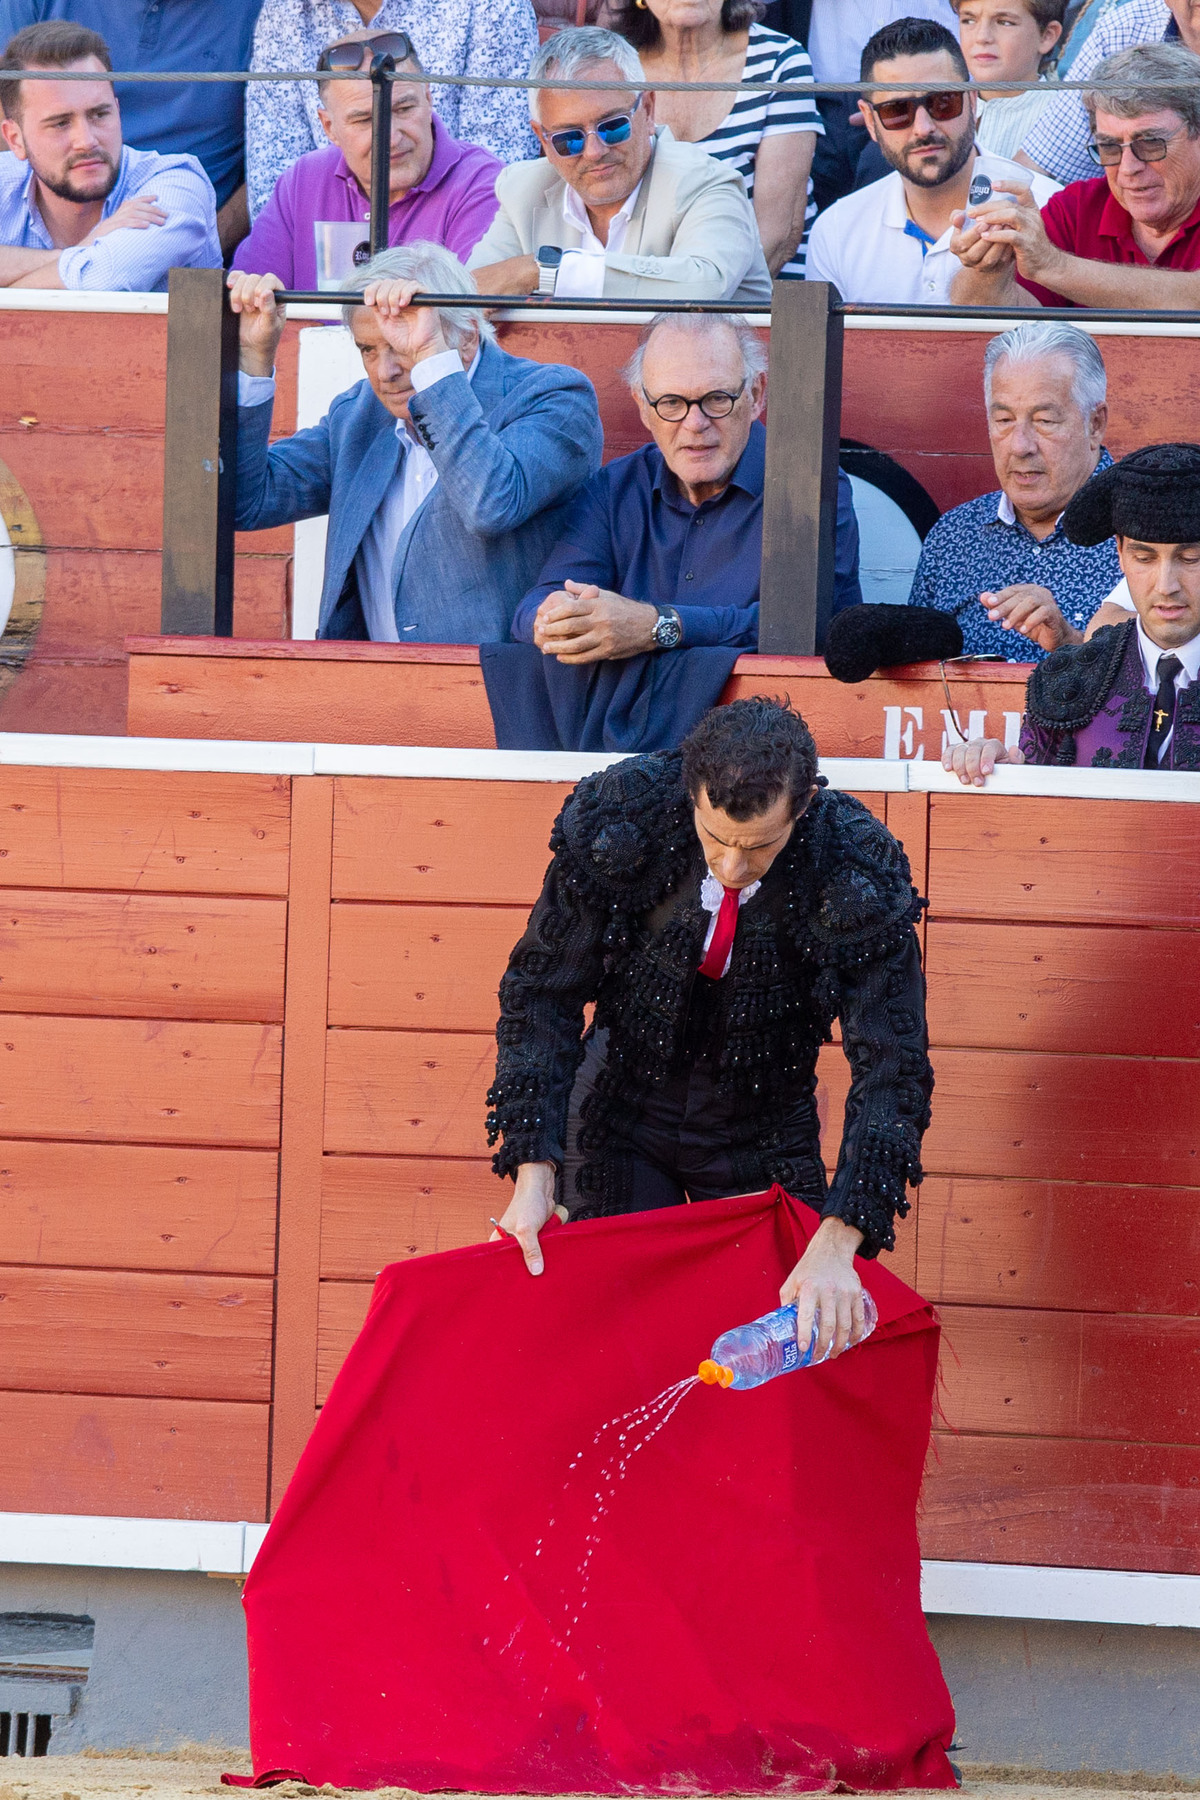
left=698, top=885, right=740, bottom=980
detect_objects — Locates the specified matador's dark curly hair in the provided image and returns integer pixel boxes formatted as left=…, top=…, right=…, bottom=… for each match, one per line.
left=680, top=697, right=819, bottom=821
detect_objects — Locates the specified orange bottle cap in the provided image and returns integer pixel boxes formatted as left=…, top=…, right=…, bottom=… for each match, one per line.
left=698, top=1359, right=734, bottom=1388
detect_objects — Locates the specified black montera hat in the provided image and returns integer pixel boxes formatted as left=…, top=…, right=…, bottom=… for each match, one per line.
left=1062, top=442, right=1200, bottom=547
left=824, top=603, right=964, bottom=683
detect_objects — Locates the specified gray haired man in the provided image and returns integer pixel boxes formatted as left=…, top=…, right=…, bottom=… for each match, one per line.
left=511, top=311, right=860, bottom=659
left=906, top=321, right=1121, bottom=657
left=227, top=243, right=602, bottom=643
left=951, top=42, right=1200, bottom=309
left=467, top=26, right=770, bottom=303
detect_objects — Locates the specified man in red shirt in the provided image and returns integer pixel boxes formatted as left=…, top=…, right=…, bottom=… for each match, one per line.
left=949, top=40, right=1200, bottom=307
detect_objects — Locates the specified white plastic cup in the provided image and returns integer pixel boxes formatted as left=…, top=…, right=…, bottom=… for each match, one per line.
left=314, top=220, right=373, bottom=290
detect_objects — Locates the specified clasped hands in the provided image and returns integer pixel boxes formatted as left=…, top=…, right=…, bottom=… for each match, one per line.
left=533, top=580, right=662, bottom=664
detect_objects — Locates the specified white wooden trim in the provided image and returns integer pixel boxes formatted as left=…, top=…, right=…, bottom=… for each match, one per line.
left=921, top=1560, right=1200, bottom=1629
left=0, top=733, right=316, bottom=775
left=910, top=759, right=1200, bottom=802
left=0, top=1515, right=1195, bottom=1623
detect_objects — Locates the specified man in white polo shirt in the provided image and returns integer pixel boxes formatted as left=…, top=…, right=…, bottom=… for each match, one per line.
left=806, top=15, right=1058, bottom=304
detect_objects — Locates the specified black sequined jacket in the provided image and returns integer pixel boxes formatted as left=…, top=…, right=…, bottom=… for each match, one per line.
left=486, top=752, right=933, bottom=1258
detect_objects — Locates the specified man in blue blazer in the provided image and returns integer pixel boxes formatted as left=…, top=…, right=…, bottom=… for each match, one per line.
left=227, top=243, right=603, bottom=643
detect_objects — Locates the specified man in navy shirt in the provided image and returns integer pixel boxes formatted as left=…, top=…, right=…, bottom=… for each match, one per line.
left=512, top=311, right=860, bottom=661
left=0, top=0, right=262, bottom=251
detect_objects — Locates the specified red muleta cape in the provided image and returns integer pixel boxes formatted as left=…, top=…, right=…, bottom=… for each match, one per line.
left=234, top=1186, right=956, bottom=1793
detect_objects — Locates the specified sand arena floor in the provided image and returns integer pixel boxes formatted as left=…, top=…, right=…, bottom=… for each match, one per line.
left=0, top=1752, right=1197, bottom=1800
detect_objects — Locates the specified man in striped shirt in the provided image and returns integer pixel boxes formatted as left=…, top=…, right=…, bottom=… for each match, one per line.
left=0, top=19, right=219, bottom=291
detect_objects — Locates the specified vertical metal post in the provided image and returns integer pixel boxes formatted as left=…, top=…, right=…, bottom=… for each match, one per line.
left=160, top=265, right=239, bottom=635
left=759, top=280, right=845, bottom=655
left=369, top=53, right=395, bottom=257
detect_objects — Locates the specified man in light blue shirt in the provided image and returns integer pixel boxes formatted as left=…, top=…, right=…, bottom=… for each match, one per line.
left=0, top=20, right=219, bottom=290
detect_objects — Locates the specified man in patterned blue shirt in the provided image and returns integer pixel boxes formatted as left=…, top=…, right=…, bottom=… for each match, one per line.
left=905, top=320, right=1121, bottom=659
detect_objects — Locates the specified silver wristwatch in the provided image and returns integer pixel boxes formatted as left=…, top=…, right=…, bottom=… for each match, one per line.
left=652, top=604, right=683, bottom=650
left=535, top=245, right=563, bottom=295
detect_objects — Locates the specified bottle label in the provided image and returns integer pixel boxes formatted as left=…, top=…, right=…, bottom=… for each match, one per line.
left=780, top=1337, right=801, bottom=1372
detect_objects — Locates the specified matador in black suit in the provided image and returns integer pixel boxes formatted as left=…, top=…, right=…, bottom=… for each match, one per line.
left=486, top=698, right=934, bottom=1358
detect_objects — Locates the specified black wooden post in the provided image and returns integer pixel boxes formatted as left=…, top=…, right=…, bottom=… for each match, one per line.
left=369, top=52, right=395, bottom=257
left=759, top=280, right=845, bottom=655
left=160, top=266, right=239, bottom=635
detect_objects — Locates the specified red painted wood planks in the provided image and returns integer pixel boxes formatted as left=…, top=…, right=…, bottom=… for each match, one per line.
left=0, top=1390, right=269, bottom=1522
left=928, top=794, right=1200, bottom=926
left=321, top=1155, right=498, bottom=1279
left=0, top=1016, right=283, bottom=1147
left=0, top=768, right=291, bottom=894
left=324, top=1029, right=495, bottom=1158
left=0, top=1142, right=278, bottom=1274
left=920, top=1432, right=1200, bottom=1574
left=936, top=1302, right=1200, bottom=1442
left=926, top=920, right=1200, bottom=1057
left=917, top=1175, right=1200, bottom=1315
left=128, top=650, right=496, bottom=749
left=0, top=891, right=287, bottom=1021
left=924, top=1048, right=1200, bottom=1186
left=332, top=778, right=567, bottom=903
left=328, top=903, right=529, bottom=1031
left=0, top=1267, right=274, bottom=1400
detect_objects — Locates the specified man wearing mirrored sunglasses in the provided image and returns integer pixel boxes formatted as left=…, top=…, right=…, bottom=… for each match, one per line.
left=951, top=40, right=1200, bottom=308
left=510, top=312, right=860, bottom=661
left=467, top=25, right=770, bottom=302
left=806, top=16, right=1058, bottom=305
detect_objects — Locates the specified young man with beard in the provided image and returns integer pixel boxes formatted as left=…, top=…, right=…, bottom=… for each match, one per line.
left=805, top=16, right=1058, bottom=305
left=0, top=21, right=219, bottom=290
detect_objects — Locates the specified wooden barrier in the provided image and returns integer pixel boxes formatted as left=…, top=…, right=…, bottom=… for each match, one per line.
left=124, top=637, right=1031, bottom=758
left=6, top=296, right=1200, bottom=735
left=0, top=738, right=1197, bottom=1584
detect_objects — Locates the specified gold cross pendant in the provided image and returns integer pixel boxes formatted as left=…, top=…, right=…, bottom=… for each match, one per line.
left=1154, top=707, right=1170, bottom=729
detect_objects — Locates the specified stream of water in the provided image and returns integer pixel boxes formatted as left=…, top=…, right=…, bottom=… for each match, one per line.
left=531, top=1375, right=701, bottom=1668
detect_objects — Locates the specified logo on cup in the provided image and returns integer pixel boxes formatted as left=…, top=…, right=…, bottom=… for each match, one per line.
left=352, top=241, right=372, bottom=266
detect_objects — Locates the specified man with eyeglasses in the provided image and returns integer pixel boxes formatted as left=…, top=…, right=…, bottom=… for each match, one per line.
left=467, top=26, right=770, bottom=303
left=509, top=312, right=859, bottom=663
left=805, top=17, right=1059, bottom=306
left=952, top=41, right=1200, bottom=308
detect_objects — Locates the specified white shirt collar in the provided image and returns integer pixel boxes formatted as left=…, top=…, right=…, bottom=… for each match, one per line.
left=700, top=872, right=760, bottom=913
left=996, top=490, right=1065, bottom=532
left=1135, top=615, right=1200, bottom=689
left=562, top=176, right=643, bottom=247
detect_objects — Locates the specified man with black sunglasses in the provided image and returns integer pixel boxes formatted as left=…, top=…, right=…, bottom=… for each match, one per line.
left=467, top=26, right=770, bottom=302
left=952, top=40, right=1200, bottom=308
left=806, top=16, right=1058, bottom=304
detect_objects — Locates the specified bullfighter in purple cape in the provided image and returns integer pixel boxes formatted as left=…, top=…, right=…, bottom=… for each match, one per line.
left=944, top=442, right=1200, bottom=782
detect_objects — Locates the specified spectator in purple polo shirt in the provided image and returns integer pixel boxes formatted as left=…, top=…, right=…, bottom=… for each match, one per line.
left=233, top=27, right=501, bottom=291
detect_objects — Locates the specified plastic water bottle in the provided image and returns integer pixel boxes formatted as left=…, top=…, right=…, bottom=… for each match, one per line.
left=698, top=1293, right=878, bottom=1390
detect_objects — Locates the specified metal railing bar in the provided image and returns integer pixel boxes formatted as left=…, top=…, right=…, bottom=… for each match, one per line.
left=273, top=290, right=1200, bottom=325
left=0, top=66, right=1189, bottom=97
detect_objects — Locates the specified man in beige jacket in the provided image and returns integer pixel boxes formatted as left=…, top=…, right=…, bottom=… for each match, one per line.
left=468, top=26, right=771, bottom=305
